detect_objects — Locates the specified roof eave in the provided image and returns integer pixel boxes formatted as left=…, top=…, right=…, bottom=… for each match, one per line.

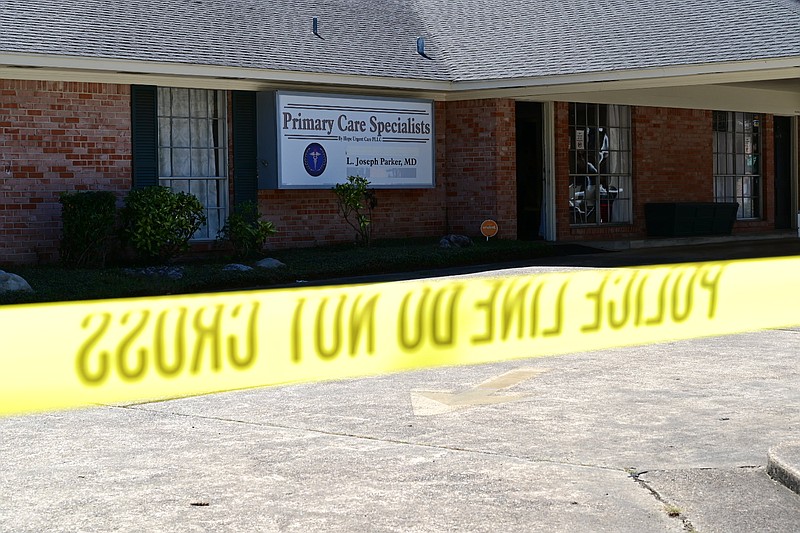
left=0, top=52, right=454, bottom=97
left=2, top=52, right=799, bottom=104
left=443, top=57, right=800, bottom=100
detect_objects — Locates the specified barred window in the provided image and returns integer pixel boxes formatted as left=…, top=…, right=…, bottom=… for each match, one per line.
left=157, top=87, right=228, bottom=239
left=713, top=111, right=761, bottom=219
left=568, top=103, right=632, bottom=225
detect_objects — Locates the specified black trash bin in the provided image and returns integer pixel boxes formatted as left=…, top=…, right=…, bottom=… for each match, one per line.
left=645, top=202, right=739, bottom=237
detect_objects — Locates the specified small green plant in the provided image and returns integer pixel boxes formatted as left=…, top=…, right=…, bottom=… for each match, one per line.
left=217, top=201, right=276, bottom=259
left=59, top=190, right=118, bottom=267
left=664, top=504, right=682, bottom=518
left=120, top=186, right=206, bottom=263
left=332, top=175, right=377, bottom=246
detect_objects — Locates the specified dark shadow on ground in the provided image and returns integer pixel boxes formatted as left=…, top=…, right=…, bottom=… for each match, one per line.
left=300, top=237, right=800, bottom=287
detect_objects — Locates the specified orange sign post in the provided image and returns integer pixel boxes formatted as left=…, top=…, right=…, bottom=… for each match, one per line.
left=480, top=219, right=498, bottom=241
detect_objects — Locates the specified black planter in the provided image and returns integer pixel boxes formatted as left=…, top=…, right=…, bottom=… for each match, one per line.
left=644, top=202, right=739, bottom=237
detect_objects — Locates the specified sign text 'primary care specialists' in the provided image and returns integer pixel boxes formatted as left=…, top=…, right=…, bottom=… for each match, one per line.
left=276, top=92, right=435, bottom=188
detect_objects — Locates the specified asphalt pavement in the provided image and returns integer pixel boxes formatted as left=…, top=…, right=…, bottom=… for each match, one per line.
left=2, top=236, right=800, bottom=532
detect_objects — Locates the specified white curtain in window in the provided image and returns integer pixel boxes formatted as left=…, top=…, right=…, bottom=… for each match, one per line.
left=157, top=87, right=227, bottom=240
left=607, top=105, right=631, bottom=223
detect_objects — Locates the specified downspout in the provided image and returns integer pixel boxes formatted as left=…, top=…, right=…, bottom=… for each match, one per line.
left=542, top=102, right=557, bottom=241
left=793, top=116, right=799, bottom=234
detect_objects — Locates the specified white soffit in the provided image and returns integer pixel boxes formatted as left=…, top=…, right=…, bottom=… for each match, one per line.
left=444, top=61, right=800, bottom=115
left=518, top=83, right=800, bottom=116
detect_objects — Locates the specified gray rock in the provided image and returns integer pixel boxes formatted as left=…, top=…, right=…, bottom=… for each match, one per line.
left=439, top=234, right=473, bottom=248
left=256, top=258, right=286, bottom=269
left=223, top=263, right=253, bottom=272
left=0, top=270, right=33, bottom=293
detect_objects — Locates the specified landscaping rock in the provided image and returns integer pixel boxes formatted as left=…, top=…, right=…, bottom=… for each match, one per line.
left=122, top=266, right=185, bottom=280
left=256, top=258, right=286, bottom=269
left=439, top=234, right=473, bottom=248
left=223, top=263, right=253, bottom=272
left=0, top=271, right=33, bottom=293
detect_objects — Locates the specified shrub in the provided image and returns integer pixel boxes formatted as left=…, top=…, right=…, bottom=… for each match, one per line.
left=332, top=175, right=377, bottom=246
left=59, top=190, right=118, bottom=267
left=120, top=186, right=206, bottom=263
left=217, top=201, right=276, bottom=259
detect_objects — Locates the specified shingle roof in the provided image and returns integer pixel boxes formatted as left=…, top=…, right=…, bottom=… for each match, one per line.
left=0, top=0, right=449, bottom=80
left=417, top=0, right=800, bottom=82
left=2, top=0, right=800, bottom=83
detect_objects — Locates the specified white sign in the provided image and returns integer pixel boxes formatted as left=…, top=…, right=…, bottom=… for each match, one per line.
left=276, top=92, right=435, bottom=188
left=575, top=129, right=585, bottom=150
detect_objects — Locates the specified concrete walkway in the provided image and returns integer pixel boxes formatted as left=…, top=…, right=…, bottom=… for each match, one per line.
left=2, top=237, right=800, bottom=532
left=769, top=443, right=800, bottom=498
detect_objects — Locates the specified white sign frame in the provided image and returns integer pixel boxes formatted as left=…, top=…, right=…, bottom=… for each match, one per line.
left=275, top=91, right=435, bottom=189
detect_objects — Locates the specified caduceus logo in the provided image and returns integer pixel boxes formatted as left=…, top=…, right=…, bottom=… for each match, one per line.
left=303, top=143, right=327, bottom=177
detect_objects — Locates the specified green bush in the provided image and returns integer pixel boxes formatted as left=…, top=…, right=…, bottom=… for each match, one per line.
left=217, top=201, right=276, bottom=259
left=332, top=175, right=377, bottom=246
left=59, top=190, right=118, bottom=267
left=120, top=186, right=206, bottom=263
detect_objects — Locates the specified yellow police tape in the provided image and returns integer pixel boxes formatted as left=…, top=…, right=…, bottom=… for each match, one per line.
left=2, top=256, right=800, bottom=416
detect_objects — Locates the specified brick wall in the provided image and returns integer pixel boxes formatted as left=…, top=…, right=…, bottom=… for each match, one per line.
left=556, top=104, right=777, bottom=241
left=553, top=102, right=573, bottom=240
left=0, top=80, right=131, bottom=264
left=633, top=107, right=713, bottom=205
left=0, top=91, right=518, bottom=262
left=257, top=99, right=519, bottom=249
left=444, top=99, right=517, bottom=238
left=258, top=102, right=449, bottom=248
left=0, top=81, right=786, bottom=263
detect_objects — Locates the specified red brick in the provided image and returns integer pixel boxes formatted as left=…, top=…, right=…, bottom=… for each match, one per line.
left=556, top=104, right=779, bottom=241
left=0, top=79, right=131, bottom=265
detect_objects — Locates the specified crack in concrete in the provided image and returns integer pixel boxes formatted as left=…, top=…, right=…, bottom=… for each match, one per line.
left=109, top=403, right=745, bottom=530
left=111, top=403, right=624, bottom=474
left=629, top=470, right=699, bottom=533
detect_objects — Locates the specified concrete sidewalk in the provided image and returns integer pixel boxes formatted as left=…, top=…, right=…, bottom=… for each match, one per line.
left=2, top=331, right=800, bottom=531
left=769, top=443, right=800, bottom=497
left=2, top=239, right=800, bottom=532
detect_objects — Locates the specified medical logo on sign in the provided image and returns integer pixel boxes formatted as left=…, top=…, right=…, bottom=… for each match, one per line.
left=303, top=143, right=327, bottom=177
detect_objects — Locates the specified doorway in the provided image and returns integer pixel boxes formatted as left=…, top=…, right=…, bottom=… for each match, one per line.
left=774, top=115, right=792, bottom=229
left=516, top=102, right=544, bottom=240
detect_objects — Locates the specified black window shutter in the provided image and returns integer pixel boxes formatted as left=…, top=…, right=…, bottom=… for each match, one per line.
left=130, top=85, right=159, bottom=189
left=232, top=91, right=258, bottom=207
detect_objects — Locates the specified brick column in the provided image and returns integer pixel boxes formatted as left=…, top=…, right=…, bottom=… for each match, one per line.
left=443, top=99, right=517, bottom=238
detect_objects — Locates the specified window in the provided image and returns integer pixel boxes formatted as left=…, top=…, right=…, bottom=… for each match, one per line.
left=568, top=103, right=632, bottom=225
left=713, top=111, right=761, bottom=219
left=157, top=88, right=227, bottom=239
